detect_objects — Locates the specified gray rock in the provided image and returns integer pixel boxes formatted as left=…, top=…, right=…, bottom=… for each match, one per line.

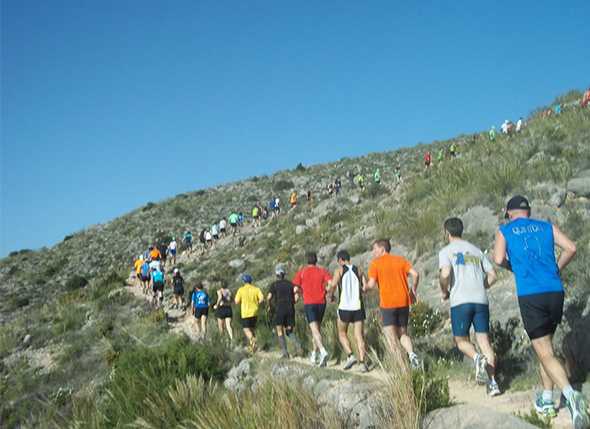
left=423, top=404, right=537, bottom=429
left=228, top=259, right=245, bottom=269
left=462, top=206, right=498, bottom=237
left=568, top=175, right=590, bottom=198
left=318, top=244, right=337, bottom=262
left=23, top=334, right=32, bottom=346
left=349, top=194, right=361, bottom=205
left=295, top=225, right=308, bottom=235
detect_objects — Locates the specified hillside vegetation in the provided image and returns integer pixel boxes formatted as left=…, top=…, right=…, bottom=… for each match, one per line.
left=1, top=89, right=590, bottom=428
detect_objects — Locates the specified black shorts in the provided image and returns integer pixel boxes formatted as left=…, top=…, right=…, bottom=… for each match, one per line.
left=381, top=307, right=409, bottom=327
left=220, top=228, right=226, bottom=233
left=241, top=317, right=257, bottom=329
left=141, top=275, right=150, bottom=282
left=338, top=308, right=366, bottom=324
left=153, top=282, right=164, bottom=293
left=194, top=307, right=209, bottom=318
left=304, top=304, right=326, bottom=324
left=215, top=305, right=233, bottom=319
left=173, top=286, right=184, bottom=297
left=213, top=234, right=219, bottom=240
left=274, top=306, right=295, bottom=327
left=518, top=291, right=564, bottom=340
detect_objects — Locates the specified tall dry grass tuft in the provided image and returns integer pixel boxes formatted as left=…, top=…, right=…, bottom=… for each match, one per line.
left=372, top=341, right=421, bottom=429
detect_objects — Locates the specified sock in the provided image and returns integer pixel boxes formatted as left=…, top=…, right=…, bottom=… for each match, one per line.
left=278, top=335, right=288, bottom=355
left=562, top=385, right=575, bottom=403
left=542, top=390, right=553, bottom=403
left=320, top=347, right=327, bottom=355
left=409, top=352, right=417, bottom=359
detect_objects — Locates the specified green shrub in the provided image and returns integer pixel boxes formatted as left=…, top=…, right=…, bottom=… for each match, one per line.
left=409, top=302, right=442, bottom=337
left=273, top=179, right=294, bottom=192
left=65, top=275, right=89, bottom=291
left=413, top=367, right=451, bottom=414
left=172, top=204, right=190, bottom=218
left=295, top=162, right=306, bottom=172
left=515, top=408, right=553, bottom=428
left=142, top=202, right=156, bottom=211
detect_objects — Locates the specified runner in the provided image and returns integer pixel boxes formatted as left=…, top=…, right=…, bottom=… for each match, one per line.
left=424, top=151, right=432, bottom=169
left=171, top=268, right=184, bottom=310
left=516, top=117, right=524, bottom=133
left=267, top=266, right=299, bottom=359
left=140, top=258, right=151, bottom=294
left=292, top=251, right=332, bottom=367
left=328, top=250, right=369, bottom=372
left=219, top=218, right=227, bottom=237
left=213, top=281, right=233, bottom=341
left=582, top=88, right=590, bottom=109
left=262, top=207, right=269, bottom=220
left=357, top=174, right=366, bottom=191
left=373, top=168, right=381, bottom=185
left=289, top=191, right=298, bottom=209
left=307, top=190, right=313, bottom=204
left=436, top=149, right=444, bottom=165
left=449, top=142, right=457, bottom=158
left=334, top=178, right=342, bottom=194
left=149, top=245, right=161, bottom=261
left=191, top=282, right=210, bottom=338
left=204, top=229, right=213, bottom=248
left=238, top=212, right=245, bottom=227
left=274, top=197, right=281, bottom=216
left=211, top=222, right=219, bottom=241
left=252, top=204, right=261, bottom=228
left=151, top=267, right=165, bottom=309
left=167, top=237, right=177, bottom=266
left=184, top=230, right=193, bottom=253
left=439, top=218, right=500, bottom=396
left=229, top=212, right=239, bottom=235
left=134, top=255, right=143, bottom=287
left=235, top=274, right=264, bottom=353
left=158, top=241, right=168, bottom=270
left=365, top=239, right=421, bottom=369
left=489, top=126, right=496, bottom=142
left=493, top=196, right=589, bottom=427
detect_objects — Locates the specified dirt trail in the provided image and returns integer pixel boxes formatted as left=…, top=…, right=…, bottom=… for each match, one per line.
left=125, top=276, right=572, bottom=429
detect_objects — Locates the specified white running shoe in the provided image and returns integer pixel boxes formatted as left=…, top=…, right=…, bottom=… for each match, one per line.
left=343, top=354, right=357, bottom=370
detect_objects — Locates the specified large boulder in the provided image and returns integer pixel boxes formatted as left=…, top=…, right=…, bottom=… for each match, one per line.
left=462, top=206, right=498, bottom=237
left=423, top=404, right=537, bottom=429
left=568, top=170, right=590, bottom=198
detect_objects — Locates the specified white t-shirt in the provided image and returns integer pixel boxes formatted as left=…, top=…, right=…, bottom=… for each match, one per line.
left=438, top=239, right=493, bottom=307
left=149, top=260, right=161, bottom=272
left=211, top=224, right=219, bottom=235
left=516, top=119, right=523, bottom=131
left=219, top=219, right=227, bottom=229
left=205, top=231, right=212, bottom=240
left=168, top=240, right=177, bottom=251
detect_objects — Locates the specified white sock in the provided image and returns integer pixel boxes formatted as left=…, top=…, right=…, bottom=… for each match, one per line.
left=542, top=390, right=553, bottom=402
left=320, top=347, right=327, bottom=355
left=562, top=385, right=575, bottom=403
left=409, top=352, right=417, bottom=359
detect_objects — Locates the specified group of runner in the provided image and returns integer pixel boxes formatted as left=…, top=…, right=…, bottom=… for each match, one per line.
left=130, top=191, right=589, bottom=428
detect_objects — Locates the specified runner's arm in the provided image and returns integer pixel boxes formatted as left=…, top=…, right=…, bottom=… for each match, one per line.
left=439, top=266, right=451, bottom=300
left=553, top=225, right=576, bottom=271
left=493, top=230, right=512, bottom=271
left=364, top=277, right=377, bottom=291
left=409, top=267, right=420, bottom=299
left=484, top=269, right=497, bottom=289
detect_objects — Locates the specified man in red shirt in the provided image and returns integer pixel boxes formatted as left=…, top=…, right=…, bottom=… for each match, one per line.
left=293, top=251, right=332, bottom=367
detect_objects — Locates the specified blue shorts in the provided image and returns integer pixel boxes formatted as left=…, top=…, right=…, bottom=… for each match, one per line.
left=304, top=304, right=326, bottom=324
left=169, top=249, right=176, bottom=256
left=450, top=303, right=489, bottom=337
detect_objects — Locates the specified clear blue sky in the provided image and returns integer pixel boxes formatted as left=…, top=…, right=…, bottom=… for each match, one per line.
left=2, top=1, right=589, bottom=256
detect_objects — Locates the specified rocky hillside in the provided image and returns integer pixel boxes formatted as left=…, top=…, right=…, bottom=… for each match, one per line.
left=1, top=89, right=590, bottom=428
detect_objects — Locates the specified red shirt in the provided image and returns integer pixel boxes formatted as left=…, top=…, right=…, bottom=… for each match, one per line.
left=292, top=265, right=332, bottom=305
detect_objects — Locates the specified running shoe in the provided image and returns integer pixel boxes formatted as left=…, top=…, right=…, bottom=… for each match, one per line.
left=360, top=362, right=370, bottom=373
left=343, top=354, right=357, bottom=370
left=309, top=351, right=318, bottom=365
left=318, top=350, right=329, bottom=368
left=486, top=380, right=501, bottom=397
left=474, top=354, right=489, bottom=385
left=535, top=394, right=557, bottom=418
left=566, top=391, right=590, bottom=429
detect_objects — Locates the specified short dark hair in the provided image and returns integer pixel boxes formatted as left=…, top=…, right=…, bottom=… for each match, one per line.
left=373, top=239, right=391, bottom=253
left=444, top=217, right=463, bottom=238
left=195, top=282, right=203, bottom=290
left=336, top=249, right=350, bottom=261
left=306, top=252, right=317, bottom=265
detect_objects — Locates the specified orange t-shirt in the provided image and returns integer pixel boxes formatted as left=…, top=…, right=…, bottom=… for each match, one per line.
left=368, top=253, right=412, bottom=309
left=150, top=249, right=161, bottom=260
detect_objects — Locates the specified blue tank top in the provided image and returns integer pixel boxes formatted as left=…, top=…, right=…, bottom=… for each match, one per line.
left=193, top=290, right=209, bottom=308
left=499, top=218, right=563, bottom=297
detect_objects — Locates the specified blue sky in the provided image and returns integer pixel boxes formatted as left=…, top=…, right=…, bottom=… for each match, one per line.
left=2, top=0, right=589, bottom=256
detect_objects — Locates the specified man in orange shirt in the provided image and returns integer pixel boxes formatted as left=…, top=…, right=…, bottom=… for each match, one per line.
left=365, top=239, right=421, bottom=369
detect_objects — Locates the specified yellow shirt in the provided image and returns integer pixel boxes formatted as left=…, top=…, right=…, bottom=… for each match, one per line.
left=134, top=259, right=143, bottom=274
left=235, top=283, right=264, bottom=318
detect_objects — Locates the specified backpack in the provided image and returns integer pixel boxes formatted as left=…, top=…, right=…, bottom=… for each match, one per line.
left=141, top=262, right=150, bottom=277
left=173, top=276, right=184, bottom=290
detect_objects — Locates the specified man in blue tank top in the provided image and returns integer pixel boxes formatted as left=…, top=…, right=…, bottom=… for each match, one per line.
left=494, top=195, right=589, bottom=428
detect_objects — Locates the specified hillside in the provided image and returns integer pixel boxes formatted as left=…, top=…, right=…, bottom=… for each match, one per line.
left=1, top=89, right=590, bottom=428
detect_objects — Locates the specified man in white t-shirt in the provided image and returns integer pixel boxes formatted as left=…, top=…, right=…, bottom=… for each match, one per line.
left=167, top=238, right=177, bottom=265
left=439, top=217, right=500, bottom=396
left=516, top=117, right=523, bottom=133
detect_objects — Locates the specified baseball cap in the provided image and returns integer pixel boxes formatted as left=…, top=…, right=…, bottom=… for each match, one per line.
left=241, top=273, right=253, bottom=283
left=275, top=265, right=286, bottom=276
left=504, top=195, right=531, bottom=218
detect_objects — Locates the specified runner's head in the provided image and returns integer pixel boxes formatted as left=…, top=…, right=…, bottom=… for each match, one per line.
left=443, top=217, right=463, bottom=241
left=372, top=239, right=391, bottom=257
left=504, top=195, right=531, bottom=220
left=336, top=249, right=351, bottom=265
left=306, top=251, right=318, bottom=265
left=195, top=281, right=203, bottom=290
left=241, top=273, right=253, bottom=284
left=173, top=268, right=180, bottom=276
left=275, top=265, right=286, bottom=279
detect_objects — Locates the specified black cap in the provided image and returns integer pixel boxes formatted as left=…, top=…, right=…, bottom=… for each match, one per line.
left=504, top=195, right=531, bottom=219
